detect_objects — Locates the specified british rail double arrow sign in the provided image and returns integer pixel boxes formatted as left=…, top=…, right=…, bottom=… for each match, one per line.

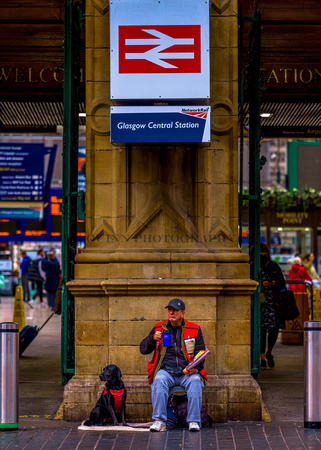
left=110, top=0, right=209, bottom=99
left=118, top=26, right=201, bottom=73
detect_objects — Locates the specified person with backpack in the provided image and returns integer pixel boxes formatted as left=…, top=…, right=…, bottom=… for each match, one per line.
left=20, top=250, right=31, bottom=303
left=28, top=248, right=46, bottom=307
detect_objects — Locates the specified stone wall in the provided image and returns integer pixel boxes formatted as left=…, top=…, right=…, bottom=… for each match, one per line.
left=65, top=0, right=261, bottom=422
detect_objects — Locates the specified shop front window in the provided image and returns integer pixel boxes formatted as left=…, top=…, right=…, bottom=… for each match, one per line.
left=270, top=227, right=311, bottom=276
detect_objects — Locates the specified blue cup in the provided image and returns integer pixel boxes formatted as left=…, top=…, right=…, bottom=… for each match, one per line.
left=162, top=331, right=171, bottom=347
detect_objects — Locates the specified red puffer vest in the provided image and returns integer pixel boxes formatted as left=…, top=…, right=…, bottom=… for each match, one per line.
left=147, top=319, right=207, bottom=385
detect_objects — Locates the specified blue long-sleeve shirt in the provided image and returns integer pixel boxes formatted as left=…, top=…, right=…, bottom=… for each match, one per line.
left=20, top=256, right=30, bottom=276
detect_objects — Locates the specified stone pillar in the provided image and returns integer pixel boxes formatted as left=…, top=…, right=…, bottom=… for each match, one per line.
left=64, top=0, right=261, bottom=422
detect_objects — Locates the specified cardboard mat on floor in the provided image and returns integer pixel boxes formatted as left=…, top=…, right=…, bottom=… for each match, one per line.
left=78, top=422, right=152, bottom=431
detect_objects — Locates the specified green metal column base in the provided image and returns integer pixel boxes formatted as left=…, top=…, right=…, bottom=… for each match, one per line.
left=0, top=423, right=19, bottom=431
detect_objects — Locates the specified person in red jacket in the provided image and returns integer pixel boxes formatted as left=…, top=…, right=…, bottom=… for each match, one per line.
left=140, top=298, right=207, bottom=433
left=289, top=256, right=312, bottom=293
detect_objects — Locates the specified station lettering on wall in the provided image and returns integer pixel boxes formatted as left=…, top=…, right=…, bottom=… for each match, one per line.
left=264, top=66, right=321, bottom=86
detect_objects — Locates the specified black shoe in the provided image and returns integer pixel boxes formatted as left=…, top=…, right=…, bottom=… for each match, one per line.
left=261, top=359, right=267, bottom=369
left=266, top=353, right=275, bottom=369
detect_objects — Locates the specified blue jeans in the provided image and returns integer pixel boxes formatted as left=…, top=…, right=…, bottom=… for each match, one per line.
left=151, top=369, right=204, bottom=424
left=47, top=291, right=56, bottom=309
left=21, top=275, right=30, bottom=301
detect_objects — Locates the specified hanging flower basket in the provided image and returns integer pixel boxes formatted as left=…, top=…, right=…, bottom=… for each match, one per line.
left=241, top=186, right=321, bottom=212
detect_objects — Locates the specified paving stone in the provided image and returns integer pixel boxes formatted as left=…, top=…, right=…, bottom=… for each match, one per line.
left=2, top=425, right=321, bottom=449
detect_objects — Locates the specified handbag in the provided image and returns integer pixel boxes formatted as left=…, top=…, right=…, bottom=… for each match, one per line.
left=260, top=292, right=266, bottom=304
left=171, top=395, right=214, bottom=428
left=275, top=289, right=300, bottom=321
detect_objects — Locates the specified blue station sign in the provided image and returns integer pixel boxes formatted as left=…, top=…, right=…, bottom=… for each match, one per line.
left=0, top=143, right=45, bottom=202
left=110, top=106, right=211, bottom=143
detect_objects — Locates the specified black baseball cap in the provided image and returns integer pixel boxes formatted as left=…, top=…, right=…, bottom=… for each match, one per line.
left=165, top=298, right=185, bottom=311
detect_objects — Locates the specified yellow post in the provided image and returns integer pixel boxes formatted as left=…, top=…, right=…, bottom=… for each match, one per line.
left=13, top=285, right=26, bottom=331
left=313, top=288, right=321, bottom=320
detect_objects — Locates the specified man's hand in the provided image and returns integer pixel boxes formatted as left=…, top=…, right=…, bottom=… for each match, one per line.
left=183, top=367, right=196, bottom=376
left=153, top=331, right=162, bottom=341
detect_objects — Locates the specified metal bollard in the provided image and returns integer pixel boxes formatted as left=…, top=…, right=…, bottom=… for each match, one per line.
left=0, top=323, right=19, bottom=431
left=304, top=321, right=321, bottom=428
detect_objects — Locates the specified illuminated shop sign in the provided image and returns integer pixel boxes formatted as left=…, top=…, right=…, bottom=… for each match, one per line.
left=78, top=147, right=86, bottom=192
left=276, top=212, right=309, bottom=225
left=110, top=0, right=209, bottom=99
left=0, top=187, right=86, bottom=243
left=110, top=106, right=211, bottom=143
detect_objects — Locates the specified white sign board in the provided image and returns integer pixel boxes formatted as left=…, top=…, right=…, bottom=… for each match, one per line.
left=0, top=260, right=12, bottom=272
left=110, top=0, right=209, bottom=99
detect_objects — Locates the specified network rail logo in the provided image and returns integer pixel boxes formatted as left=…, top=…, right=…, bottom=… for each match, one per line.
left=118, top=25, right=201, bottom=74
left=182, top=109, right=209, bottom=119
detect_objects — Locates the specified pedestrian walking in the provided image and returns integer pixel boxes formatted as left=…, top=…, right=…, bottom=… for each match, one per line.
left=44, top=251, right=60, bottom=311
left=28, top=248, right=46, bottom=307
left=251, top=243, right=286, bottom=370
left=20, top=250, right=31, bottom=303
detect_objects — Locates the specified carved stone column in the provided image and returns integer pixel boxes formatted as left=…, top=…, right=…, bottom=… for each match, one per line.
left=64, top=0, right=261, bottom=422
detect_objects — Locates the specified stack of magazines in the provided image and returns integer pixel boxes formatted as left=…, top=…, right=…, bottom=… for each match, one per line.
left=184, top=349, right=211, bottom=371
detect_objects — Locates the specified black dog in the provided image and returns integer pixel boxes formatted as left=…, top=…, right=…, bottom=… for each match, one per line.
left=83, top=364, right=127, bottom=427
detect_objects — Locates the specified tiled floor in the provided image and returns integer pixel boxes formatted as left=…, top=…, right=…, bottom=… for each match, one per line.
left=1, top=294, right=321, bottom=449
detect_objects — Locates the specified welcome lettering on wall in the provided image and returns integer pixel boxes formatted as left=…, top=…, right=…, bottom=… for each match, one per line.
left=0, top=67, right=85, bottom=84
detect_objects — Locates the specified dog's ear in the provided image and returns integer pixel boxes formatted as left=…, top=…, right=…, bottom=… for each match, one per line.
left=117, top=367, right=122, bottom=380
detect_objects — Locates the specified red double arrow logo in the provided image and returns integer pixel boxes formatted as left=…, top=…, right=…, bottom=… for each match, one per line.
left=118, top=25, right=201, bottom=74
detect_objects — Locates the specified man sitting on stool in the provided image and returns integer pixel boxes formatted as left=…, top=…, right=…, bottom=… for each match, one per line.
left=140, top=298, right=207, bottom=432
